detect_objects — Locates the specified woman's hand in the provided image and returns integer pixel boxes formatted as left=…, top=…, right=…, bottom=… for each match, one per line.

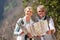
left=20, top=32, right=24, bottom=35
left=46, top=30, right=51, bottom=34
left=27, top=33, right=32, bottom=38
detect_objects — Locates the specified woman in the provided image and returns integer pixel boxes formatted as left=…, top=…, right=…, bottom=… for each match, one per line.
left=14, top=6, right=34, bottom=40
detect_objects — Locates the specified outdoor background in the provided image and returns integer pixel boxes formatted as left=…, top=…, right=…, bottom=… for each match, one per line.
left=0, top=0, right=60, bottom=40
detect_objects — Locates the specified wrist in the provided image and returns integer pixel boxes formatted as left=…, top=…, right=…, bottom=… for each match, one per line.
left=20, top=32, right=24, bottom=35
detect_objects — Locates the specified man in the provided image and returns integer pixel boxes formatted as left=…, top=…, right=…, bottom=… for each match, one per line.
left=35, top=5, right=56, bottom=40
left=14, top=6, right=33, bottom=40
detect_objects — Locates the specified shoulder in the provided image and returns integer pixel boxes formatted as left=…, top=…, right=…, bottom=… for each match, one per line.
left=46, top=16, right=53, bottom=21
left=33, top=16, right=39, bottom=22
left=47, top=16, right=54, bottom=23
left=49, top=17, right=54, bottom=22
left=48, top=16, right=53, bottom=21
left=30, top=19, right=34, bottom=24
left=17, top=18, right=22, bottom=23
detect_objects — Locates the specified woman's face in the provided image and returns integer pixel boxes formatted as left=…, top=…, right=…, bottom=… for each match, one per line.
left=26, top=8, right=33, bottom=17
left=37, top=8, right=46, bottom=18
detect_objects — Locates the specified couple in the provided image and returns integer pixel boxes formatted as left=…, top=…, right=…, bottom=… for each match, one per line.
left=14, top=5, right=56, bottom=40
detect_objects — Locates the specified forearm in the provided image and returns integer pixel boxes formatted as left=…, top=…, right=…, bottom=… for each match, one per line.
left=14, top=29, right=23, bottom=35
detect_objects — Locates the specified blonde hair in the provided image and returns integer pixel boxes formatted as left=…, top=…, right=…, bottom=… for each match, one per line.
left=24, top=6, right=32, bottom=15
left=37, top=5, right=45, bottom=11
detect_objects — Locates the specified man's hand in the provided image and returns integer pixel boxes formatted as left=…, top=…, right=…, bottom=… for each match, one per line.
left=46, top=30, right=51, bottom=34
left=51, top=30, right=55, bottom=34
left=46, top=30, right=55, bottom=34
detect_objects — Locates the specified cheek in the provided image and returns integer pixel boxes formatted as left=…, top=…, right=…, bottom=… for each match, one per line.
left=42, top=12, right=46, bottom=16
left=27, top=13, right=32, bottom=16
left=31, top=13, right=33, bottom=15
left=38, top=12, right=44, bottom=17
left=38, top=12, right=42, bottom=15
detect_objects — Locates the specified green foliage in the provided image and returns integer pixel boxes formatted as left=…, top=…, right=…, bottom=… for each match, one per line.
left=22, top=0, right=60, bottom=32
left=22, top=0, right=60, bottom=39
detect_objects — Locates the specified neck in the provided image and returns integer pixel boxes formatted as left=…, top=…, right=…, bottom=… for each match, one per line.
left=26, top=15, right=31, bottom=22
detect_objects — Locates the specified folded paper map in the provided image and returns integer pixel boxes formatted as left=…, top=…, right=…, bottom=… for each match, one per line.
left=23, top=20, right=48, bottom=36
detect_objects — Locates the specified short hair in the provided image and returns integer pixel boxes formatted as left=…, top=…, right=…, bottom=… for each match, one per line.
left=24, top=6, right=32, bottom=14
left=37, top=5, right=45, bottom=11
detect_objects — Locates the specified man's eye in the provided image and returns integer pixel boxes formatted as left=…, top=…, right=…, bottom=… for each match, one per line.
left=38, top=11, right=41, bottom=12
left=38, top=10, right=44, bottom=12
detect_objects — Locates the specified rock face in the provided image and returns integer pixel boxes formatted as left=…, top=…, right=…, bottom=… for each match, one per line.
left=0, top=0, right=7, bottom=24
left=0, top=0, right=24, bottom=40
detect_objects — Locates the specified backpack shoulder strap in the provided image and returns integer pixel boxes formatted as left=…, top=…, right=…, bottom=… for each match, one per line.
left=21, top=18, right=24, bottom=24
left=47, top=16, right=50, bottom=30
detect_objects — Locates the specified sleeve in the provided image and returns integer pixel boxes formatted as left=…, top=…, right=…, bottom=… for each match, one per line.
left=14, top=18, right=23, bottom=35
left=49, top=18, right=56, bottom=32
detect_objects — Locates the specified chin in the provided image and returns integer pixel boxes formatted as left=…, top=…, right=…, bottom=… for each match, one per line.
left=39, top=15, right=43, bottom=18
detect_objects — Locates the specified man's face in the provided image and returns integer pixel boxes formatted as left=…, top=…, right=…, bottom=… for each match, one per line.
left=37, top=8, right=46, bottom=18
